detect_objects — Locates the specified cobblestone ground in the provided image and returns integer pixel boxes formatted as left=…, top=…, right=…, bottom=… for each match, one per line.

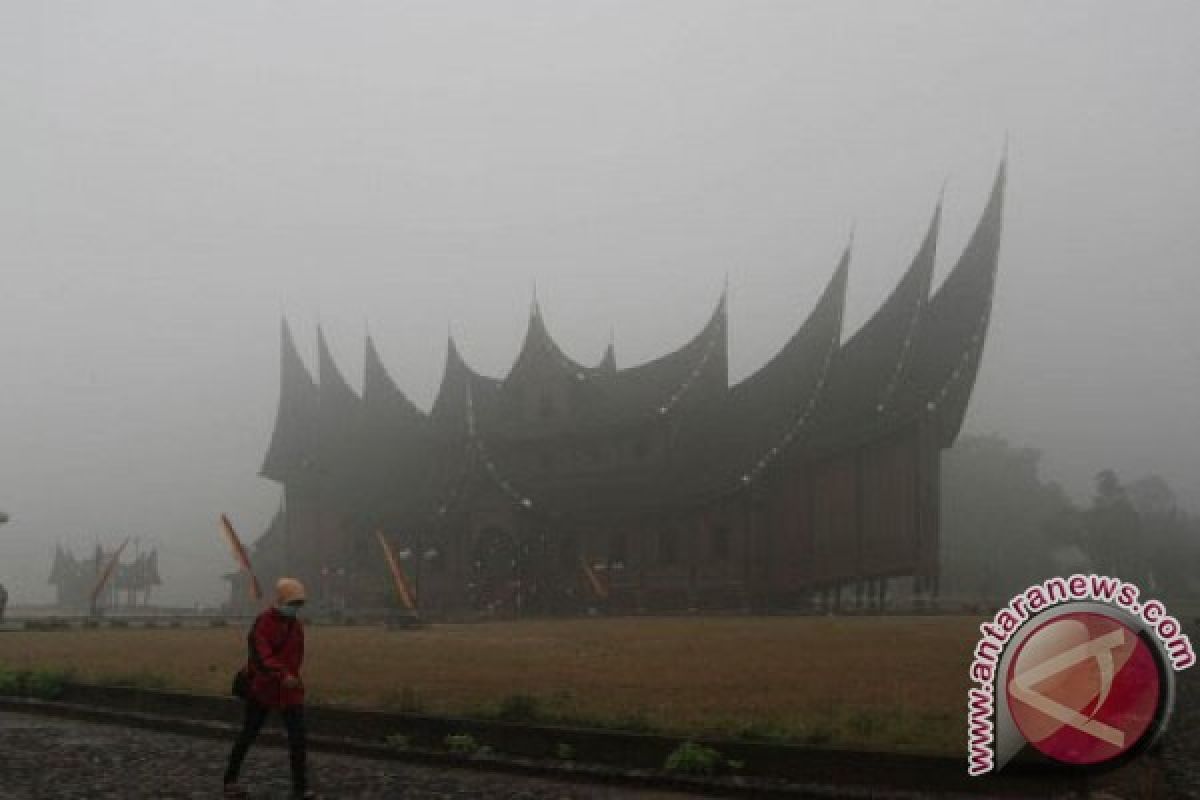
left=0, top=713, right=706, bottom=800
left=1158, top=627, right=1200, bottom=800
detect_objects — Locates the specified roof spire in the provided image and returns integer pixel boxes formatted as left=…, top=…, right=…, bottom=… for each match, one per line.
left=260, top=316, right=319, bottom=482
left=598, top=326, right=617, bottom=371
left=317, top=324, right=361, bottom=404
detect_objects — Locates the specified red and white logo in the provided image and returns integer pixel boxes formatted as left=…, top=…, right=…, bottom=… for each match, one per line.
left=1005, top=611, right=1163, bottom=766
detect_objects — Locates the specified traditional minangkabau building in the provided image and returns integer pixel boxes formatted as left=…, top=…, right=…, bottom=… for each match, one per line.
left=49, top=544, right=162, bottom=610
left=227, top=163, right=1006, bottom=616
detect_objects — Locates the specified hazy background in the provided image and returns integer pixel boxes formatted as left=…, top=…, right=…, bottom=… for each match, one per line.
left=1, top=1, right=1197, bottom=606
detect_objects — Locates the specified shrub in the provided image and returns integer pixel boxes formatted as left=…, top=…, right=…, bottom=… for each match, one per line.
left=0, top=668, right=23, bottom=695
left=664, top=741, right=724, bottom=776
left=554, top=743, right=575, bottom=761
left=444, top=733, right=477, bottom=755
left=496, top=693, right=541, bottom=722
left=385, top=733, right=410, bottom=750
left=0, top=668, right=70, bottom=700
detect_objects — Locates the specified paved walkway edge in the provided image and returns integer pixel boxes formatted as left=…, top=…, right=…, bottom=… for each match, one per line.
left=0, top=698, right=900, bottom=800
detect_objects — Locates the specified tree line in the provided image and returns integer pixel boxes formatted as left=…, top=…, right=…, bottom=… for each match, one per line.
left=940, top=435, right=1200, bottom=606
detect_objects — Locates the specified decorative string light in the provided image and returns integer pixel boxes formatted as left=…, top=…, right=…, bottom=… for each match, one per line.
left=738, top=306, right=843, bottom=487
left=926, top=250, right=998, bottom=414
left=526, top=305, right=595, bottom=383
left=658, top=303, right=724, bottom=416
left=927, top=305, right=991, bottom=412
left=466, top=378, right=537, bottom=510
left=877, top=286, right=927, bottom=414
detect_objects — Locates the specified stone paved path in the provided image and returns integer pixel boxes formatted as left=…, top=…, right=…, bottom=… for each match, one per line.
left=1159, top=645, right=1200, bottom=800
left=0, top=712, right=706, bottom=800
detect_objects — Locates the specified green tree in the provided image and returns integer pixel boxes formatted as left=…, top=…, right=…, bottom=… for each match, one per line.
left=1084, top=470, right=1145, bottom=585
left=1127, top=474, right=1199, bottom=602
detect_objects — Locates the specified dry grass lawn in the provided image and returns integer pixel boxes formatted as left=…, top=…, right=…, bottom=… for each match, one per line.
left=0, top=616, right=983, bottom=753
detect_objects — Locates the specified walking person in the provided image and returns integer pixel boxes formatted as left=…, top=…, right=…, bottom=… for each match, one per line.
left=224, top=578, right=315, bottom=799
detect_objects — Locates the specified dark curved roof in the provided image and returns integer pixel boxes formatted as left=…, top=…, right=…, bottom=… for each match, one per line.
left=363, top=336, right=426, bottom=432
left=593, top=291, right=728, bottom=421
left=506, top=301, right=596, bottom=383
left=724, top=247, right=850, bottom=479
left=895, top=160, right=1006, bottom=445
left=260, top=318, right=319, bottom=482
left=257, top=165, right=1005, bottom=514
left=806, top=200, right=942, bottom=452
left=430, top=336, right=502, bottom=434
left=317, top=327, right=361, bottom=433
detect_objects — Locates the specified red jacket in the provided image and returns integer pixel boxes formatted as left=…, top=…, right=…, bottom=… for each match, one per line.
left=246, top=607, right=305, bottom=709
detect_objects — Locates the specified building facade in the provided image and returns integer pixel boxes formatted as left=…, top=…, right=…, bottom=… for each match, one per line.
left=49, top=544, right=162, bottom=611
left=228, top=164, right=1006, bottom=616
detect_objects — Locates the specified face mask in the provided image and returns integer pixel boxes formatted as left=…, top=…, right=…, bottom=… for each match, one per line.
left=278, top=604, right=300, bottom=618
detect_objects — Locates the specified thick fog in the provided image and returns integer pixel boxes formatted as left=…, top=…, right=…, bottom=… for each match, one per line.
left=1, top=2, right=1197, bottom=605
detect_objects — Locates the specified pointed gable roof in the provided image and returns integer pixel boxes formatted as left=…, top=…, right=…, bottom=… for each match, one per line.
left=506, top=300, right=592, bottom=383
left=317, top=326, right=361, bottom=416
left=260, top=318, right=320, bottom=482
left=811, top=201, right=941, bottom=449
left=431, top=336, right=501, bottom=434
left=901, top=160, right=1006, bottom=444
left=597, top=336, right=616, bottom=373
left=501, top=299, right=595, bottom=393
left=363, top=336, right=425, bottom=430
left=601, top=289, right=729, bottom=419
left=680, top=247, right=849, bottom=488
left=731, top=244, right=850, bottom=410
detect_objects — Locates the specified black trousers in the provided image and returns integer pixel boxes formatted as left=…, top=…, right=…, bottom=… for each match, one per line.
left=224, top=699, right=307, bottom=791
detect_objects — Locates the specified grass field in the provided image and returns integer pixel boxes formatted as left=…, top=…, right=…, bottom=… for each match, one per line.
left=0, top=615, right=983, bottom=754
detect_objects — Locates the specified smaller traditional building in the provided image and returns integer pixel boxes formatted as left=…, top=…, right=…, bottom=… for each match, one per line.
left=48, top=544, right=162, bottom=611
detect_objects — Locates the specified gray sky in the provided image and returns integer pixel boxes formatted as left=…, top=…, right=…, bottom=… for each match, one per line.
left=2, top=2, right=1198, bottom=605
